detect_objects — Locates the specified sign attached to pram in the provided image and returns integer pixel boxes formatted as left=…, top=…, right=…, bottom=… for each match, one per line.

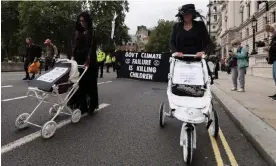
left=119, top=51, right=170, bottom=82
left=37, top=67, right=69, bottom=83
left=172, top=61, right=204, bottom=86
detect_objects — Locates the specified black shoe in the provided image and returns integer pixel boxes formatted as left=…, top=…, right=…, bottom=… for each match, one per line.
left=28, top=77, right=34, bottom=80
left=23, top=77, right=29, bottom=80
left=269, top=94, right=276, bottom=97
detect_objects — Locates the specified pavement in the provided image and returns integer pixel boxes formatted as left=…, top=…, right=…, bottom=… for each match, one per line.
left=212, top=71, right=276, bottom=166
left=1, top=71, right=269, bottom=166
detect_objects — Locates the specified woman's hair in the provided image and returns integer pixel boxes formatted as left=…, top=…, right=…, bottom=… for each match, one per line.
left=75, top=11, right=93, bottom=33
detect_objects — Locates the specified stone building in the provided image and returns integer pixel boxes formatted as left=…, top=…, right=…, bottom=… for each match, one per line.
left=209, top=0, right=276, bottom=78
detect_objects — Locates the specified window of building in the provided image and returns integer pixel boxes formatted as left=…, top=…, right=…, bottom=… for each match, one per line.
left=241, top=11, right=244, bottom=22
left=272, top=11, right=276, bottom=23
left=214, top=15, right=217, bottom=21
left=213, top=26, right=216, bottom=29
left=240, top=32, right=242, bottom=39
left=248, top=4, right=251, bottom=18
left=213, top=6, right=217, bottom=12
left=246, top=28, right=249, bottom=36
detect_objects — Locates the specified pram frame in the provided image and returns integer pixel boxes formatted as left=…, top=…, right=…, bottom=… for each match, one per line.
left=15, top=65, right=88, bottom=139
left=159, top=54, right=219, bottom=164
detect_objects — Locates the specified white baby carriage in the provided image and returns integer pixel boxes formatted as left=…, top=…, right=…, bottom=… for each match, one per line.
left=159, top=54, right=219, bottom=164
left=15, top=58, right=87, bottom=139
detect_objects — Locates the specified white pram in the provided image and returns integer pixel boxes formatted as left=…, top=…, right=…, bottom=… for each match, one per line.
left=15, top=59, right=88, bottom=139
left=159, top=54, right=219, bottom=164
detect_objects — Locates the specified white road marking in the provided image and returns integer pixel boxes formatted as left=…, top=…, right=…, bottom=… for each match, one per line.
left=2, top=96, right=28, bottom=102
left=1, top=103, right=110, bottom=155
left=1, top=85, right=14, bottom=88
left=1, top=81, right=112, bottom=102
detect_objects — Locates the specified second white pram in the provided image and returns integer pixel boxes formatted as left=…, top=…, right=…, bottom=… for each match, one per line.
left=15, top=59, right=88, bottom=139
left=159, top=54, right=219, bottom=164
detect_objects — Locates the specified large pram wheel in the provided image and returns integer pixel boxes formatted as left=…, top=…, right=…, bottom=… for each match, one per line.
left=49, top=104, right=59, bottom=118
left=71, top=109, right=81, bottom=123
left=15, top=113, right=30, bottom=129
left=159, top=102, right=165, bottom=127
left=183, top=130, right=193, bottom=164
left=209, top=107, right=219, bottom=138
left=41, top=121, right=57, bottom=139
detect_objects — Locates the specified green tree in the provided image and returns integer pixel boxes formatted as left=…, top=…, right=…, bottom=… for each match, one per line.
left=145, top=19, right=175, bottom=52
left=1, top=1, right=20, bottom=60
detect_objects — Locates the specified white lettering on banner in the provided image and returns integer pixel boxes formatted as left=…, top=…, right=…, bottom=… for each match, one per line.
left=132, top=59, right=151, bottom=65
left=129, top=65, right=133, bottom=71
left=141, top=53, right=162, bottom=59
left=130, top=72, right=153, bottom=80
left=125, top=52, right=138, bottom=58
left=136, top=66, right=157, bottom=73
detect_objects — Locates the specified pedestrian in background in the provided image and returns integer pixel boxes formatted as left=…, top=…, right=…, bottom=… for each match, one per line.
left=23, top=37, right=42, bottom=80
left=265, top=24, right=276, bottom=99
left=97, top=50, right=106, bottom=78
left=229, top=39, right=248, bottom=92
left=111, top=55, right=116, bottom=72
left=105, top=53, right=112, bottom=73
left=44, top=39, right=58, bottom=71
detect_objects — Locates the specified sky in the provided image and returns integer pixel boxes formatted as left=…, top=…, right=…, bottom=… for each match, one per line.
left=125, top=0, right=209, bottom=35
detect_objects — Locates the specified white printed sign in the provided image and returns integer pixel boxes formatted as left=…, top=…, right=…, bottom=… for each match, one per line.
left=37, top=67, right=68, bottom=83
left=172, top=61, right=204, bottom=85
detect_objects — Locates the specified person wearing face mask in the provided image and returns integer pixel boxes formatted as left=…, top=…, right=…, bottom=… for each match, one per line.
left=229, top=39, right=248, bottom=92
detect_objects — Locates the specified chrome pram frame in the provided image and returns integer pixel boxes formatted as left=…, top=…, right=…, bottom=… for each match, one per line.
left=15, top=65, right=88, bottom=139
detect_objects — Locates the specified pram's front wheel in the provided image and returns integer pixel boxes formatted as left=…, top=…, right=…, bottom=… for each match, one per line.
left=183, top=130, right=193, bottom=165
left=71, top=109, right=81, bottom=123
left=159, top=102, right=165, bottom=127
left=15, top=113, right=30, bottom=129
left=41, top=121, right=57, bottom=139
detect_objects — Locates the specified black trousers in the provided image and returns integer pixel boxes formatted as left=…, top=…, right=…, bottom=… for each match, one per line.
left=112, top=62, right=116, bottom=72
left=97, top=61, right=104, bottom=77
left=106, top=63, right=111, bottom=72
left=24, top=61, right=35, bottom=78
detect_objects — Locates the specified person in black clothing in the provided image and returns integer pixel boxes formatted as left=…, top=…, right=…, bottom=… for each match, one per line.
left=23, top=38, right=42, bottom=80
left=170, top=4, right=214, bottom=78
left=70, top=12, right=99, bottom=114
left=113, top=47, right=122, bottom=78
left=267, top=26, right=276, bottom=99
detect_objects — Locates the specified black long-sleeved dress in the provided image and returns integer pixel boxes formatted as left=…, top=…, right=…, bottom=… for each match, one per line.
left=170, top=21, right=214, bottom=55
left=72, top=30, right=99, bottom=112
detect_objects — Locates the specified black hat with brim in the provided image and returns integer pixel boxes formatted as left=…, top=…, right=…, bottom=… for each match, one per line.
left=176, top=4, right=197, bottom=17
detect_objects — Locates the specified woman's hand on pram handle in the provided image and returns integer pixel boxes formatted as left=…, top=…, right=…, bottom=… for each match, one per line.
left=172, top=52, right=184, bottom=58
left=195, top=52, right=205, bottom=58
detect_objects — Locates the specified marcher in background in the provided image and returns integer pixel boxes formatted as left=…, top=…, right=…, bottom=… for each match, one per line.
left=97, top=50, right=106, bottom=78
left=113, top=47, right=122, bottom=78
left=266, top=24, right=276, bottom=99
left=111, top=55, right=116, bottom=72
left=44, top=39, right=58, bottom=71
left=105, top=53, right=112, bottom=73
left=226, top=51, right=232, bottom=75
left=229, top=39, right=248, bottom=92
left=23, top=37, right=42, bottom=80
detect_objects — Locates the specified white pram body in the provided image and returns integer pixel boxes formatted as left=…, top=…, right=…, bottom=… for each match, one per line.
left=159, top=54, right=219, bottom=164
left=15, top=59, right=87, bottom=139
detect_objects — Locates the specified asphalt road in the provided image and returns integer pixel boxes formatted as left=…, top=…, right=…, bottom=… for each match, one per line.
left=1, top=71, right=268, bottom=166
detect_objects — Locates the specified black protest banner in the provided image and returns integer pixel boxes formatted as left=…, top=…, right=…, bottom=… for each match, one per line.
left=118, top=51, right=171, bottom=82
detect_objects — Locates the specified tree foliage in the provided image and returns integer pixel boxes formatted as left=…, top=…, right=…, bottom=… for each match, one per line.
left=1, top=1, right=131, bottom=60
left=145, top=19, right=175, bottom=53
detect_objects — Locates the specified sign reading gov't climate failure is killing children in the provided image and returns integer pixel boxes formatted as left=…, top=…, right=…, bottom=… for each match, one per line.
left=119, top=51, right=170, bottom=82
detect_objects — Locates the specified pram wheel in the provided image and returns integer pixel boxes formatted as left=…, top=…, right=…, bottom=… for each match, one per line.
left=209, top=108, right=219, bottom=138
left=49, top=104, right=59, bottom=118
left=71, top=109, right=81, bottom=123
left=183, top=130, right=193, bottom=164
left=159, top=102, right=165, bottom=127
left=41, top=121, right=57, bottom=139
left=15, top=113, right=30, bottom=129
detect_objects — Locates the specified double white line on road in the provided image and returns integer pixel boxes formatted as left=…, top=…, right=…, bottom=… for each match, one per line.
left=1, top=85, right=14, bottom=88
left=1, top=103, right=110, bottom=155
left=1, top=81, right=112, bottom=102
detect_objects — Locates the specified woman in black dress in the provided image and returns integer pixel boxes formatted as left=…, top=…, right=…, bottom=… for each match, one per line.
left=169, top=4, right=214, bottom=97
left=71, top=12, right=99, bottom=114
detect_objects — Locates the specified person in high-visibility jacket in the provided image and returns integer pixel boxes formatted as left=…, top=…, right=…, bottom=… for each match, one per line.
left=97, top=51, right=106, bottom=78
left=111, top=56, right=116, bottom=72
left=105, top=53, right=112, bottom=73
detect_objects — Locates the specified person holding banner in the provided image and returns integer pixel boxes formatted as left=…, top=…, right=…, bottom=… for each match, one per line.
left=70, top=12, right=99, bottom=115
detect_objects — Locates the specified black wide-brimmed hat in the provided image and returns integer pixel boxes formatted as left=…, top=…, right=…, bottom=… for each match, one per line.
left=175, top=4, right=199, bottom=17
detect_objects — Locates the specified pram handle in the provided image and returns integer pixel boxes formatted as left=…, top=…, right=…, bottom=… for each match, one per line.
left=172, top=53, right=207, bottom=59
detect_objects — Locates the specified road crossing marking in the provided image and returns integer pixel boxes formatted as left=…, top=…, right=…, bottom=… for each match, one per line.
left=219, top=128, right=238, bottom=166
left=1, top=85, right=14, bottom=88
left=1, top=81, right=112, bottom=102
left=208, top=130, right=224, bottom=166
left=1, top=103, right=110, bottom=155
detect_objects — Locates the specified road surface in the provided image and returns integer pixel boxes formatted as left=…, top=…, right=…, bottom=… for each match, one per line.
left=1, top=72, right=268, bottom=166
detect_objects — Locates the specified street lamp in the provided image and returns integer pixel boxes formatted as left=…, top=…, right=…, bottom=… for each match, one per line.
left=207, top=1, right=213, bottom=37
left=251, top=15, right=258, bottom=55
